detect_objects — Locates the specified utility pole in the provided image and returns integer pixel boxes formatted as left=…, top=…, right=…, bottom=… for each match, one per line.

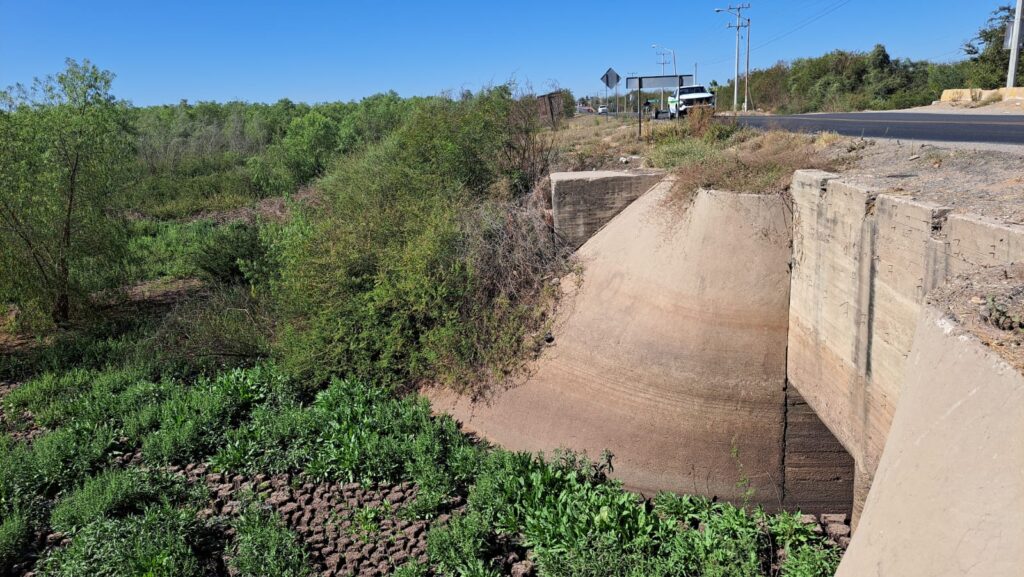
left=628, top=71, right=637, bottom=115
left=716, top=4, right=750, bottom=112
left=655, top=48, right=671, bottom=109
left=1010, top=0, right=1023, bottom=88
left=744, top=18, right=751, bottom=111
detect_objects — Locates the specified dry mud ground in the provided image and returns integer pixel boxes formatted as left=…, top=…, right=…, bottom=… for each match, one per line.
left=833, top=138, right=1024, bottom=224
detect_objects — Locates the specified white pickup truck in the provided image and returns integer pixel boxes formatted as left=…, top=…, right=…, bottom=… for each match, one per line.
left=654, top=85, right=715, bottom=119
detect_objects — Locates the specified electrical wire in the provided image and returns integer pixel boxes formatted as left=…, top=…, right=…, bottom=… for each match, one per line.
left=751, top=0, right=854, bottom=51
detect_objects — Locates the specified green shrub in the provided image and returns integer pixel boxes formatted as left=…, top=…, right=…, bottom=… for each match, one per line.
left=50, top=469, right=202, bottom=533
left=0, top=511, right=31, bottom=571
left=426, top=510, right=500, bottom=577
left=0, top=425, right=115, bottom=515
left=148, top=286, right=273, bottom=377
left=269, top=88, right=564, bottom=391
left=230, top=505, right=311, bottom=577
left=140, top=365, right=288, bottom=465
left=195, top=222, right=264, bottom=284
left=127, top=219, right=214, bottom=282
left=213, top=378, right=481, bottom=504
left=37, top=505, right=221, bottom=577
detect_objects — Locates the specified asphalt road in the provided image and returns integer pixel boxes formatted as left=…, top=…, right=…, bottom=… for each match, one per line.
left=733, top=112, right=1024, bottom=145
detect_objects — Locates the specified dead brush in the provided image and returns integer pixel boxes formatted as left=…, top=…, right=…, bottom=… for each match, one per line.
left=444, top=199, right=574, bottom=396
left=685, top=105, right=716, bottom=138
left=671, top=130, right=840, bottom=201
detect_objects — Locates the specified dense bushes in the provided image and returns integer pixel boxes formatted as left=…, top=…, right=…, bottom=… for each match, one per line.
left=133, top=93, right=410, bottom=219
left=719, top=44, right=936, bottom=113
left=267, top=87, right=565, bottom=390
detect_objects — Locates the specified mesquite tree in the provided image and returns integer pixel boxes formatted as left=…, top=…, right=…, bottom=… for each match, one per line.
left=0, top=59, right=133, bottom=326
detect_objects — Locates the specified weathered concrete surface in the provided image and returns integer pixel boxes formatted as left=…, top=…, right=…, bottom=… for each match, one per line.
left=781, top=387, right=855, bottom=514
left=940, top=86, right=1024, bottom=102
left=430, top=181, right=800, bottom=505
left=788, top=169, right=1024, bottom=524
left=550, top=170, right=663, bottom=249
left=836, top=307, right=1024, bottom=577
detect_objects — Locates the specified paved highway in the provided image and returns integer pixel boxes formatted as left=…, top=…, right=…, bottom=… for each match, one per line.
left=733, top=112, right=1024, bottom=145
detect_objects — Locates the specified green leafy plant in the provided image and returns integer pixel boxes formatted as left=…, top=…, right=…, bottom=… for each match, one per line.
left=0, top=511, right=31, bottom=570
left=230, top=504, right=311, bottom=577
left=37, top=504, right=222, bottom=577
left=50, top=469, right=202, bottom=533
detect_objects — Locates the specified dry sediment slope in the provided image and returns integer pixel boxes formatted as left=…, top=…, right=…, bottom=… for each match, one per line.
left=428, top=179, right=794, bottom=504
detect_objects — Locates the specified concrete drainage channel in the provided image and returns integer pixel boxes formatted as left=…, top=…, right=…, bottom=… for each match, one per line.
left=430, top=169, right=1024, bottom=576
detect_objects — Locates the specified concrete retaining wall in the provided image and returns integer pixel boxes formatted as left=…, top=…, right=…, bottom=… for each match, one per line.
left=788, top=169, right=1024, bottom=524
left=550, top=170, right=663, bottom=249
left=435, top=181, right=841, bottom=508
left=837, top=307, right=1024, bottom=577
left=431, top=178, right=856, bottom=512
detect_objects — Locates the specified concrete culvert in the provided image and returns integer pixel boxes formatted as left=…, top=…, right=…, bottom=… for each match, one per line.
left=429, top=175, right=854, bottom=513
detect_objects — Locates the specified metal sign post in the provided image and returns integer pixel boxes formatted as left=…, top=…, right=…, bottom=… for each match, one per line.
left=626, top=75, right=697, bottom=140
left=601, top=68, right=621, bottom=113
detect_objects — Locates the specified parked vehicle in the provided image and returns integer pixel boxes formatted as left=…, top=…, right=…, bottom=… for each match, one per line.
left=668, top=85, right=715, bottom=118
left=597, top=105, right=609, bottom=114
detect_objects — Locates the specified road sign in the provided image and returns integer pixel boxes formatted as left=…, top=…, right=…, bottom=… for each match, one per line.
left=601, top=68, right=621, bottom=89
left=626, top=75, right=695, bottom=90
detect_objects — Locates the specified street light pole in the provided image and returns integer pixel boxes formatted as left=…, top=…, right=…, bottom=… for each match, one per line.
left=716, top=4, right=750, bottom=112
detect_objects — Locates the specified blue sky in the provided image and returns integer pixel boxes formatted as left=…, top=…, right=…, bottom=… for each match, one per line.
left=0, top=0, right=1002, bottom=106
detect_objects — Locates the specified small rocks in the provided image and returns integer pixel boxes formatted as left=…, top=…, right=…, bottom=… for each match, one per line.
left=825, top=523, right=851, bottom=540
left=803, top=512, right=853, bottom=550
left=819, top=512, right=848, bottom=525
left=512, top=559, right=536, bottom=577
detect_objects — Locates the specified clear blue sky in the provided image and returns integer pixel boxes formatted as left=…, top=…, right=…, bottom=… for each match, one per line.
left=0, top=0, right=1002, bottom=106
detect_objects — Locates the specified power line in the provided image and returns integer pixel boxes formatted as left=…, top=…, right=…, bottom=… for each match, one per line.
left=751, top=0, right=854, bottom=51
left=697, top=0, right=851, bottom=69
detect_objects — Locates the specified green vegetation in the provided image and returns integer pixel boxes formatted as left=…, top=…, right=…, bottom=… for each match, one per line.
left=230, top=505, right=311, bottom=577
left=0, top=59, right=134, bottom=327
left=37, top=504, right=222, bottom=577
left=1, top=59, right=843, bottom=576
left=267, top=86, right=564, bottom=389
left=209, top=375, right=481, bottom=514
left=718, top=6, right=1023, bottom=112
left=50, top=469, right=202, bottom=533
left=428, top=451, right=839, bottom=577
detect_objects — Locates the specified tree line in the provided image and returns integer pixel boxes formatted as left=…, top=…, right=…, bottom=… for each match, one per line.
left=714, top=5, right=1022, bottom=112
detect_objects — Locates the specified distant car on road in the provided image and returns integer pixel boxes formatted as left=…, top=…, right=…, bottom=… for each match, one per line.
left=597, top=105, right=609, bottom=114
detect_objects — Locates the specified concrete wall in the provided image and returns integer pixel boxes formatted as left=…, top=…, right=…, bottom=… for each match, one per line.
left=781, top=387, right=855, bottom=514
left=788, top=169, right=1024, bottom=524
left=837, top=307, right=1024, bottom=577
left=550, top=170, right=663, bottom=249
left=940, top=87, right=1024, bottom=102
left=433, top=182, right=809, bottom=506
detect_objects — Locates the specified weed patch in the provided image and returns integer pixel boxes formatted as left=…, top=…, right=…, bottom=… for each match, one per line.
left=230, top=504, right=311, bottom=577
left=37, top=504, right=223, bottom=577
